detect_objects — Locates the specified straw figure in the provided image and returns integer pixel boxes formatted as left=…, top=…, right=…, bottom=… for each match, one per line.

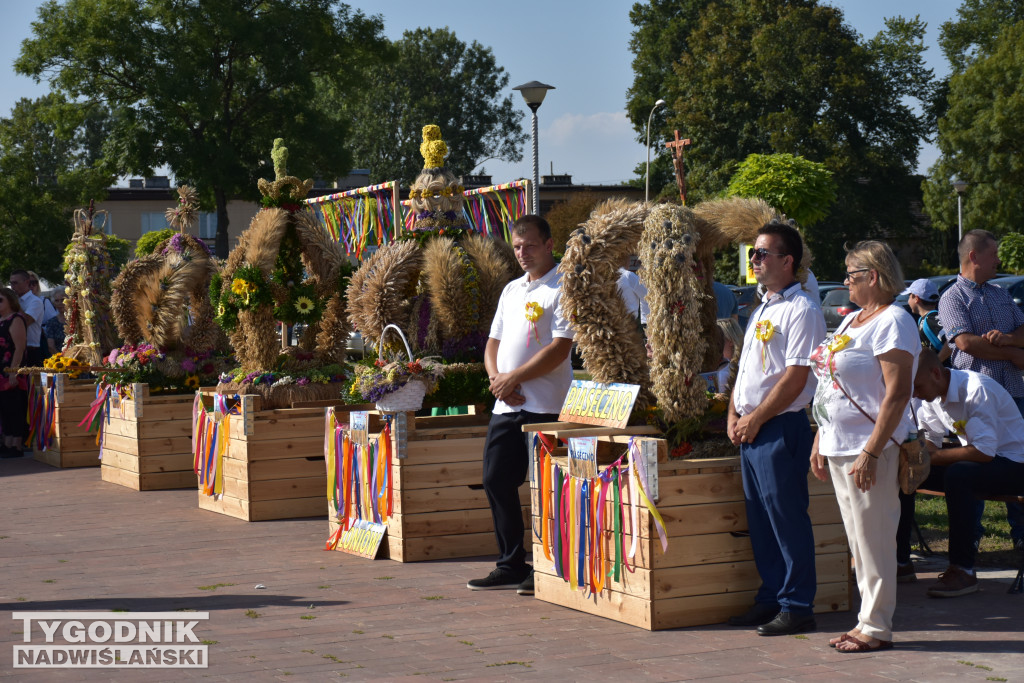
left=211, top=139, right=352, bottom=407
left=347, top=125, right=519, bottom=362
left=559, top=199, right=652, bottom=406
left=62, top=203, right=120, bottom=367
left=110, top=186, right=223, bottom=353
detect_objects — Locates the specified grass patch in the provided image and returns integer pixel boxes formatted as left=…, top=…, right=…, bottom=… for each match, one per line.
left=42, top=579, right=55, bottom=584
left=916, top=497, right=1015, bottom=566
left=794, top=634, right=809, bottom=640
left=198, top=583, right=235, bottom=591
left=302, top=649, right=315, bottom=654
left=58, top=559, right=68, bottom=563
left=301, top=615, right=317, bottom=620
left=322, top=654, right=347, bottom=663
left=351, top=629, right=364, bottom=634
left=15, top=597, right=26, bottom=602
left=319, top=585, right=331, bottom=589
left=244, top=609, right=261, bottom=619
left=421, top=595, right=445, bottom=601
left=381, top=634, right=394, bottom=639
left=201, top=640, right=218, bottom=645
left=487, top=661, right=533, bottom=668
left=375, top=576, right=394, bottom=580
left=987, top=677, right=1007, bottom=682
left=458, top=640, right=473, bottom=646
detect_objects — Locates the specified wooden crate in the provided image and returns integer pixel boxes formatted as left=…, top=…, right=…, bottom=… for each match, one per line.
left=31, top=373, right=100, bottom=468
left=196, top=393, right=376, bottom=522
left=100, top=386, right=197, bottom=490
left=328, top=411, right=532, bottom=562
left=526, top=425, right=851, bottom=631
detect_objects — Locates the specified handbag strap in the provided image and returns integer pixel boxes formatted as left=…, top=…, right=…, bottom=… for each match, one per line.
left=829, top=312, right=913, bottom=450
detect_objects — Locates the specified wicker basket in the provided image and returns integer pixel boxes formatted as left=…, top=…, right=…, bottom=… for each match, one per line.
left=375, top=324, right=426, bottom=413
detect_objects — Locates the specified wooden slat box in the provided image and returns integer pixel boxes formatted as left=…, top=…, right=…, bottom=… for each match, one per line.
left=32, top=373, right=100, bottom=468
left=100, top=386, right=197, bottom=490
left=525, top=425, right=851, bottom=631
left=196, top=393, right=375, bottom=522
left=328, top=410, right=531, bottom=562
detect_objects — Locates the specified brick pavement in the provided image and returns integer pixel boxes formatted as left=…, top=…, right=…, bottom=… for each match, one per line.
left=1, top=455, right=1022, bottom=682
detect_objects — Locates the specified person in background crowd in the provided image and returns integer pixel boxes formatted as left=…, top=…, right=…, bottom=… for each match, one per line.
left=713, top=280, right=739, bottom=321
left=28, top=271, right=58, bottom=326
left=912, top=349, right=1024, bottom=596
left=468, top=215, right=574, bottom=597
left=811, top=240, right=918, bottom=653
left=727, top=221, right=825, bottom=637
left=715, top=317, right=744, bottom=395
left=43, top=287, right=67, bottom=356
left=0, top=287, right=28, bottom=458
left=939, top=229, right=1024, bottom=552
left=7, top=270, right=44, bottom=367
left=904, top=279, right=950, bottom=364
left=617, top=254, right=650, bottom=325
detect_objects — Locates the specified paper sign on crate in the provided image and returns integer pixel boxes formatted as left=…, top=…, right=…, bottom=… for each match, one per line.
left=559, top=381, right=640, bottom=428
left=350, top=411, right=368, bottom=445
left=336, top=519, right=387, bottom=558
left=568, top=436, right=598, bottom=479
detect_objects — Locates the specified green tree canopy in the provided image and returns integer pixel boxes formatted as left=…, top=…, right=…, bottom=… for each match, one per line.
left=17, top=0, right=389, bottom=257
left=725, top=153, right=836, bottom=227
left=336, top=27, right=526, bottom=185
left=626, top=1, right=934, bottom=277
left=923, top=10, right=1024, bottom=241
left=0, top=94, right=114, bottom=282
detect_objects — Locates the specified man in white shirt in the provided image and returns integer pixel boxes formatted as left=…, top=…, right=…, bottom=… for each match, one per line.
left=467, top=215, right=574, bottom=596
left=616, top=263, right=649, bottom=324
left=727, top=221, right=826, bottom=636
left=8, top=270, right=44, bottom=366
left=912, top=349, right=1024, bottom=597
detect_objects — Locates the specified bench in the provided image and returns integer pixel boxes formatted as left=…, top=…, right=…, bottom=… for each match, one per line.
left=915, top=488, right=1024, bottom=594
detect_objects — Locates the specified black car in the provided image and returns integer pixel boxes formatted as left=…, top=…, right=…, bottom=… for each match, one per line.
left=989, top=275, right=1024, bottom=312
left=822, top=286, right=859, bottom=332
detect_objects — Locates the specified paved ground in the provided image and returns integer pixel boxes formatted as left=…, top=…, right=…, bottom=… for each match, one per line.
left=1, top=455, right=1022, bottom=682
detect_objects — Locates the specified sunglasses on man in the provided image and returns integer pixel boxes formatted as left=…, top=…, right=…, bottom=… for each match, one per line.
left=748, top=248, right=789, bottom=263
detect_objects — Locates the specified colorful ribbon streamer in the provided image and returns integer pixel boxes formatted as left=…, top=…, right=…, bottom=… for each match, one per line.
left=533, top=434, right=668, bottom=597
left=398, top=179, right=530, bottom=243
left=303, top=181, right=401, bottom=259
left=192, top=393, right=237, bottom=497
left=324, top=408, right=394, bottom=550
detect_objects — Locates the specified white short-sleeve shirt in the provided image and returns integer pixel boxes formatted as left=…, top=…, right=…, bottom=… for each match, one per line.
left=811, top=305, right=920, bottom=456
left=916, top=369, right=1024, bottom=464
left=616, top=268, right=649, bottom=324
left=733, top=281, right=825, bottom=417
left=489, top=265, right=574, bottom=415
left=19, top=291, right=44, bottom=347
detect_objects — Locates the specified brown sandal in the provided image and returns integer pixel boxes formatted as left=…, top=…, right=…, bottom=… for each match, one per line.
left=835, top=637, right=893, bottom=653
left=829, top=633, right=856, bottom=648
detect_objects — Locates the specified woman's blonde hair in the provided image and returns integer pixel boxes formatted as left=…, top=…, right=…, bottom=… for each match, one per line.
left=846, top=240, right=904, bottom=301
left=716, top=318, right=744, bottom=355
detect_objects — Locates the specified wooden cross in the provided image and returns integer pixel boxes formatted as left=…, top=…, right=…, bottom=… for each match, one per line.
left=665, top=131, right=691, bottom=205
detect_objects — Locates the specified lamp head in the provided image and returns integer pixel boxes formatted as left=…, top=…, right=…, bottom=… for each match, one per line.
left=655, top=99, right=666, bottom=107
left=513, top=81, right=555, bottom=112
left=952, top=179, right=969, bottom=195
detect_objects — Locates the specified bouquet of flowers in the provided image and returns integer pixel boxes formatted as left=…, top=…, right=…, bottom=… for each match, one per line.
left=101, top=343, right=232, bottom=393
left=42, top=352, right=87, bottom=379
left=349, top=357, right=445, bottom=407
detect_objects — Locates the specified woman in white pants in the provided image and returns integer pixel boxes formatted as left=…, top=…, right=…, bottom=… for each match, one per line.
left=809, top=241, right=919, bottom=653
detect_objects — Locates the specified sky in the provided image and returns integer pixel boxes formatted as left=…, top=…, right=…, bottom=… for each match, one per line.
left=0, top=0, right=965, bottom=187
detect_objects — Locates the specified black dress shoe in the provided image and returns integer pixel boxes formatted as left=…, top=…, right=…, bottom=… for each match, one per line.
left=756, top=612, right=816, bottom=636
left=727, top=603, right=779, bottom=627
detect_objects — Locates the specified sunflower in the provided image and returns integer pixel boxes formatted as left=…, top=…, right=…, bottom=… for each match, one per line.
left=184, top=375, right=201, bottom=390
left=294, top=296, right=315, bottom=315
left=230, top=278, right=250, bottom=296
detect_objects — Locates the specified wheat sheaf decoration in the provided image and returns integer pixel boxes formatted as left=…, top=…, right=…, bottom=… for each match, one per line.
left=639, top=204, right=708, bottom=424
left=62, top=204, right=120, bottom=366
left=559, top=198, right=652, bottom=406
left=110, top=187, right=221, bottom=352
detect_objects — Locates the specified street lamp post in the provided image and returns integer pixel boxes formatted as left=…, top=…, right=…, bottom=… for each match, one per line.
left=645, top=99, right=666, bottom=203
left=952, top=179, right=969, bottom=243
left=513, top=81, right=555, bottom=215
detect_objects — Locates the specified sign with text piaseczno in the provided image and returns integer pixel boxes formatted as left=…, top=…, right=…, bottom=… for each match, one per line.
left=558, top=381, right=640, bottom=429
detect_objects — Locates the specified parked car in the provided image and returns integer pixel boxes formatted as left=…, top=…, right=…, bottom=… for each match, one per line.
left=817, top=284, right=847, bottom=304
left=730, top=285, right=760, bottom=328
left=989, top=275, right=1024, bottom=312
left=822, top=286, right=859, bottom=332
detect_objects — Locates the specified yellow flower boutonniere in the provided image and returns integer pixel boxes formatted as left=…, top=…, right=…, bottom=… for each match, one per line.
left=754, top=320, right=775, bottom=372
left=525, top=302, right=543, bottom=346
left=952, top=419, right=967, bottom=436
left=827, top=334, right=852, bottom=353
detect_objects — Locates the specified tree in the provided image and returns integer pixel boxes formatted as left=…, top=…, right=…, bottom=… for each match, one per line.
left=997, top=233, right=1024, bottom=275
left=923, top=15, right=1024, bottom=239
left=725, top=153, right=836, bottom=227
left=17, top=0, right=389, bottom=257
left=0, top=94, right=114, bottom=282
left=337, top=27, right=526, bottom=185
left=625, top=1, right=934, bottom=277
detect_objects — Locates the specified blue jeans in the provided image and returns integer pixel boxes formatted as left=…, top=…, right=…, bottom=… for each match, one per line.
left=739, top=410, right=816, bottom=615
left=923, top=456, right=1024, bottom=568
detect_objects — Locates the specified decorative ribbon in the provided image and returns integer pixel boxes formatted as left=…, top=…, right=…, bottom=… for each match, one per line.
left=754, top=320, right=775, bottom=374
left=325, top=408, right=394, bottom=550
left=524, top=301, right=543, bottom=347
left=193, top=393, right=238, bottom=497
left=531, top=434, right=665, bottom=596
left=303, top=181, right=401, bottom=259
left=78, top=383, right=113, bottom=457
